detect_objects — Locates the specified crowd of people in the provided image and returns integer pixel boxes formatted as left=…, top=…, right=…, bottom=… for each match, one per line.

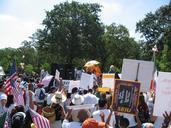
left=0, top=70, right=171, bottom=128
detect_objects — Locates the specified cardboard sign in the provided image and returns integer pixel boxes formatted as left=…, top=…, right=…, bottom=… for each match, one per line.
left=102, top=73, right=115, bottom=89
left=98, top=87, right=111, bottom=93
left=121, top=59, right=154, bottom=92
left=55, top=69, right=60, bottom=80
left=153, top=72, right=171, bottom=117
left=68, top=80, right=80, bottom=93
left=113, top=79, right=140, bottom=115
left=79, top=73, right=94, bottom=90
left=66, top=104, right=95, bottom=110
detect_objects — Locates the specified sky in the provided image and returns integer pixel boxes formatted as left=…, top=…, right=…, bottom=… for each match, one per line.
left=0, top=0, right=169, bottom=49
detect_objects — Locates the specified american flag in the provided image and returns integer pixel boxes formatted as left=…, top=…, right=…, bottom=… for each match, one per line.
left=10, top=81, right=25, bottom=106
left=29, top=108, right=50, bottom=128
left=5, top=60, right=17, bottom=95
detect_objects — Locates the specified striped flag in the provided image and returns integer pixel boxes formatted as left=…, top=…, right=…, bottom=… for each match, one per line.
left=5, top=60, right=17, bottom=95
left=10, top=80, right=25, bottom=106
left=29, top=108, right=50, bottom=128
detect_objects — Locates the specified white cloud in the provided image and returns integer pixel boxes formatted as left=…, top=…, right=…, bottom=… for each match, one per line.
left=0, top=14, right=41, bottom=48
left=0, top=0, right=169, bottom=48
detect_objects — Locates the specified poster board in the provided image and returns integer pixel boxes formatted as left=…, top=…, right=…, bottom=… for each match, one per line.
left=68, top=80, right=80, bottom=93
left=102, top=73, right=115, bottom=89
left=66, top=104, right=95, bottom=110
left=113, top=79, right=140, bottom=115
left=121, top=59, right=154, bottom=92
left=62, top=80, right=70, bottom=90
left=79, top=73, right=93, bottom=90
left=153, top=72, right=171, bottom=117
left=98, top=87, right=111, bottom=93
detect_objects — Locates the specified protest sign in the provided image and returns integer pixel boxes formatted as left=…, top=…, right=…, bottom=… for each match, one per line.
left=62, top=80, right=70, bottom=90
left=153, top=72, right=171, bottom=117
left=121, top=59, right=154, bottom=92
left=68, top=80, right=80, bottom=93
left=66, top=104, right=95, bottom=110
left=79, top=73, right=93, bottom=90
left=55, top=69, right=60, bottom=80
left=41, top=75, right=54, bottom=87
left=102, top=73, right=115, bottom=89
left=113, top=79, right=140, bottom=115
left=98, top=87, right=111, bottom=93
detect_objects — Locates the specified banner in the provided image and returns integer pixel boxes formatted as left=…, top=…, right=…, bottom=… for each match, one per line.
left=153, top=72, right=171, bottom=117
left=79, top=73, right=93, bottom=90
left=102, top=73, right=115, bottom=89
left=113, top=79, right=140, bottom=115
left=121, top=59, right=154, bottom=92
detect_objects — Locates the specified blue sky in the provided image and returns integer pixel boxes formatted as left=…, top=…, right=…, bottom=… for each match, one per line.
left=0, top=0, right=169, bottom=49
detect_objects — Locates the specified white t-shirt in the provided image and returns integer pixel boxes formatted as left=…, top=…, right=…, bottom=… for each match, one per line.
left=34, top=88, right=46, bottom=103
left=47, top=93, right=54, bottom=105
left=62, top=119, right=82, bottom=128
left=123, top=113, right=137, bottom=127
left=93, top=109, right=115, bottom=127
left=83, top=93, right=99, bottom=105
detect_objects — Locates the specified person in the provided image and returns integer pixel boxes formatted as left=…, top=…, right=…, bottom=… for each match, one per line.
left=71, top=93, right=84, bottom=121
left=93, top=99, right=115, bottom=127
left=47, top=86, right=56, bottom=105
left=51, top=91, right=66, bottom=128
left=5, top=95, right=16, bottom=114
left=0, top=93, right=7, bottom=116
left=138, top=93, right=150, bottom=123
left=0, top=93, right=7, bottom=128
left=34, top=83, right=46, bottom=114
left=11, top=112, right=26, bottom=128
left=119, top=117, right=130, bottom=128
left=142, top=123, right=154, bottom=128
left=82, top=118, right=107, bottom=128
left=62, top=109, right=91, bottom=128
left=108, top=65, right=115, bottom=73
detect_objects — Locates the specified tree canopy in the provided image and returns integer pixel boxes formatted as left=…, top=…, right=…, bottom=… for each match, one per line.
left=2, top=1, right=170, bottom=73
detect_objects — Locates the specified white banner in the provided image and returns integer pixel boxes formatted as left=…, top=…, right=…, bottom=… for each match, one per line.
left=153, top=72, right=171, bottom=117
left=121, top=59, right=154, bottom=92
left=102, top=73, right=115, bottom=89
left=79, top=73, right=93, bottom=90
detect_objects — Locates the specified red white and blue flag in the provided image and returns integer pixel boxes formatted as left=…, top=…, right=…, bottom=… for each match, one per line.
left=5, top=60, right=17, bottom=95
left=29, top=108, right=50, bottom=128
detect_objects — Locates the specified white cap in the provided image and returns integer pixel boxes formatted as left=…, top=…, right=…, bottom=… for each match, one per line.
left=0, top=93, right=7, bottom=100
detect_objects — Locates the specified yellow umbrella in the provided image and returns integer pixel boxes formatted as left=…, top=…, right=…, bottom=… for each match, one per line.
left=84, top=60, right=100, bottom=67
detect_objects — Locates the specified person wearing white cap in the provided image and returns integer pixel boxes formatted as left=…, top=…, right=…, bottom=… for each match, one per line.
left=50, top=91, right=66, bottom=128
left=0, top=93, right=7, bottom=116
left=71, top=94, right=84, bottom=121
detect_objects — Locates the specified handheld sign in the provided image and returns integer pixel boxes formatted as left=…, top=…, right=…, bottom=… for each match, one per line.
left=121, top=59, right=154, bottom=92
left=68, top=80, right=80, bottom=93
left=102, top=73, right=115, bottom=89
left=55, top=69, right=60, bottom=80
left=79, top=73, right=93, bottom=90
left=153, top=72, right=171, bottom=117
left=113, top=79, right=140, bottom=115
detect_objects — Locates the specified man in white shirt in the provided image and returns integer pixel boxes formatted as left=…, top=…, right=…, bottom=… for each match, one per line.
left=62, top=109, right=90, bottom=128
left=93, top=99, right=115, bottom=127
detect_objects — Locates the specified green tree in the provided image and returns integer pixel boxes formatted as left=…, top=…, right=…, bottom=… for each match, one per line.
left=24, top=64, right=34, bottom=74
left=34, top=1, right=104, bottom=66
left=103, top=23, right=140, bottom=71
left=136, top=4, right=171, bottom=71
